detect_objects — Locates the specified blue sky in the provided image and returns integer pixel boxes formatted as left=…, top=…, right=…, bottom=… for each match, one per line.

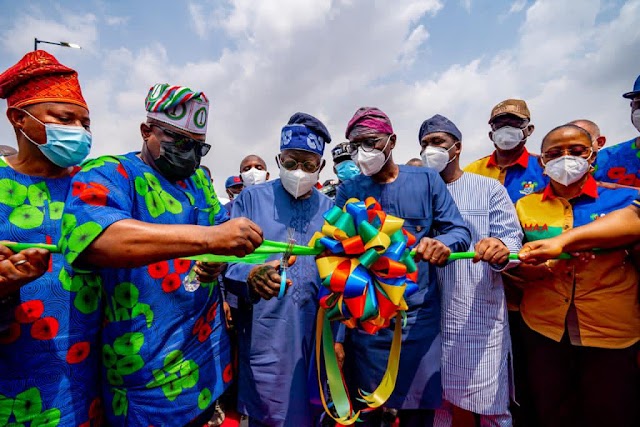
left=0, top=0, right=638, bottom=198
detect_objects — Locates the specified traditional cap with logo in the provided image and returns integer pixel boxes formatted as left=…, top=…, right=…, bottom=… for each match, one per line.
left=225, top=175, right=243, bottom=188
left=0, top=50, right=88, bottom=110
left=489, top=99, right=530, bottom=123
left=622, top=74, right=640, bottom=99
left=280, top=112, right=332, bottom=156
left=145, top=83, right=209, bottom=134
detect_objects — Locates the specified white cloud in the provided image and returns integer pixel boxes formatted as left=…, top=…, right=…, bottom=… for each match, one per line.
left=508, top=0, right=527, bottom=14
left=188, top=2, right=210, bottom=39
left=104, top=15, right=130, bottom=26
left=461, top=0, right=472, bottom=13
left=398, top=25, right=430, bottom=66
left=1, top=0, right=639, bottom=199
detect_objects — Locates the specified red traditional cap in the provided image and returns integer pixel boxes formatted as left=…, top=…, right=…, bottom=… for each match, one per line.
left=0, top=50, right=88, bottom=110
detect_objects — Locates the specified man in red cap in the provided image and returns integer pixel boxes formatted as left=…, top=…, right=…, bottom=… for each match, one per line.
left=0, top=50, right=101, bottom=426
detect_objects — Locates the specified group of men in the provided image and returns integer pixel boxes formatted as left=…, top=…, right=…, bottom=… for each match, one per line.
left=0, top=49, right=638, bottom=427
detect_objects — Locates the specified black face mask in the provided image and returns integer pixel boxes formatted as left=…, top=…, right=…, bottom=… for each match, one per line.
left=151, top=141, right=201, bottom=181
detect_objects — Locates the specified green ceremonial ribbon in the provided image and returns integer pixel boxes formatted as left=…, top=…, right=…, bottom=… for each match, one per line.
left=3, top=240, right=574, bottom=262
left=3, top=242, right=61, bottom=253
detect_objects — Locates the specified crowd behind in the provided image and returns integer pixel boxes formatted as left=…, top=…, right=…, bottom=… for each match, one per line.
left=0, top=50, right=638, bottom=427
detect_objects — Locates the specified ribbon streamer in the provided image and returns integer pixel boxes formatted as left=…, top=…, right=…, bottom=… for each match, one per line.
left=309, top=197, right=422, bottom=423
left=3, top=241, right=574, bottom=263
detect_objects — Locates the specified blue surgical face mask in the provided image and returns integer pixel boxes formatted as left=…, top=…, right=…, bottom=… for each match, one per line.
left=335, top=160, right=361, bottom=181
left=19, top=109, right=92, bottom=168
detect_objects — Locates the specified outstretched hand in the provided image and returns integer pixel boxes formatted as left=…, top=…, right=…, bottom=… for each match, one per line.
left=0, top=245, right=51, bottom=297
left=210, top=218, right=264, bottom=257
left=518, top=239, right=564, bottom=265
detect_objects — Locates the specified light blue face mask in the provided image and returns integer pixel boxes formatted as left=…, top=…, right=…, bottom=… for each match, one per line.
left=19, top=109, right=92, bottom=168
left=335, top=159, right=361, bottom=181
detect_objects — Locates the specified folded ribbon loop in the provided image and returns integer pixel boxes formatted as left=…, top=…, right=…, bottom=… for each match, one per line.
left=312, top=197, right=420, bottom=423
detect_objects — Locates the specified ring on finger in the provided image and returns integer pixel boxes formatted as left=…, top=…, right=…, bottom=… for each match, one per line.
left=13, top=259, right=27, bottom=266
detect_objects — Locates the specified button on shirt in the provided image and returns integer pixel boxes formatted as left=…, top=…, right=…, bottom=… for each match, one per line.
left=514, top=175, right=640, bottom=349
left=464, top=148, right=549, bottom=204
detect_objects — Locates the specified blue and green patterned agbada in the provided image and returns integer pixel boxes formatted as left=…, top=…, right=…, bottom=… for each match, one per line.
left=0, top=156, right=103, bottom=427
left=61, top=152, right=231, bottom=426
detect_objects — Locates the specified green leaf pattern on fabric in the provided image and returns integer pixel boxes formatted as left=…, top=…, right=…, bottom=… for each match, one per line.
left=0, top=387, right=61, bottom=426
left=145, top=350, right=200, bottom=402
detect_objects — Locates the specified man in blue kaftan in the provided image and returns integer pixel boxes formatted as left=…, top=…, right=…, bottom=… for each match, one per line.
left=335, top=107, right=471, bottom=427
left=224, top=112, right=334, bottom=427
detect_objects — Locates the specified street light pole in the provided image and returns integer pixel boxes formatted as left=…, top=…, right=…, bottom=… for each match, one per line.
left=34, top=38, right=82, bottom=51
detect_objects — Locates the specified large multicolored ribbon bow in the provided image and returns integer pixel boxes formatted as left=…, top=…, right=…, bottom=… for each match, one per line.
left=308, top=197, right=420, bottom=424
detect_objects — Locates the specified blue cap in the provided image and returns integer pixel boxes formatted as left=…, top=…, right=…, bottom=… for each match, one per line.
left=623, top=74, right=640, bottom=99
left=280, top=112, right=331, bottom=156
left=418, top=114, right=462, bottom=142
left=225, top=175, right=243, bottom=188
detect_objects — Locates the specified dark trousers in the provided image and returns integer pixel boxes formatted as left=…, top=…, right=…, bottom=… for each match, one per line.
left=521, top=320, right=639, bottom=427
left=358, top=408, right=435, bottom=427
left=508, top=311, right=535, bottom=427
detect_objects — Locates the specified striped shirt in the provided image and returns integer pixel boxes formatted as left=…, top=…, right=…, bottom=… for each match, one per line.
left=437, top=172, right=523, bottom=415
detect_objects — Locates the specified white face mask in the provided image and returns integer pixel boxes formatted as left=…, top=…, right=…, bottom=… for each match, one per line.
left=544, top=155, right=591, bottom=186
left=491, top=126, right=525, bottom=151
left=421, top=145, right=456, bottom=173
left=241, top=167, right=268, bottom=186
left=280, top=168, right=318, bottom=199
left=353, top=135, right=391, bottom=176
left=631, top=109, right=640, bottom=133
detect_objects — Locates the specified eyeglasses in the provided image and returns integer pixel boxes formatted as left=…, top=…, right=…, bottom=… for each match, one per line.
left=278, top=156, right=321, bottom=173
left=542, top=145, right=592, bottom=161
left=347, top=136, right=387, bottom=153
left=151, top=125, right=211, bottom=156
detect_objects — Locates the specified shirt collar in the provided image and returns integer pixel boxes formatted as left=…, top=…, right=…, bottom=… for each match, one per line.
left=542, top=173, right=599, bottom=201
left=486, top=148, right=530, bottom=169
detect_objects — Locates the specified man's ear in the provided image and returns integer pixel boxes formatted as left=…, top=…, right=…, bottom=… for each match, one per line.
left=266, top=171, right=270, bottom=180
left=319, top=159, right=326, bottom=173
left=6, top=107, right=27, bottom=129
left=140, top=122, right=152, bottom=140
left=488, top=131, right=493, bottom=141
left=454, top=141, right=462, bottom=157
left=389, top=134, right=397, bottom=150
left=525, top=124, right=535, bottom=138
left=595, top=136, right=606, bottom=149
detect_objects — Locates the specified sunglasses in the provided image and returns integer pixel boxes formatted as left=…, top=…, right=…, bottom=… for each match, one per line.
left=277, top=156, right=321, bottom=173
left=347, top=136, right=388, bottom=153
left=151, top=125, right=211, bottom=156
left=542, top=145, right=592, bottom=161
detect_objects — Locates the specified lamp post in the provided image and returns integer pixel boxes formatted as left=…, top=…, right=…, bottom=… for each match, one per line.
left=34, top=38, right=82, bottom=51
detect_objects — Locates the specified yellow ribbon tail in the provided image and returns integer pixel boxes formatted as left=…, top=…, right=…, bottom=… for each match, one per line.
left=358, top=312, right=403, bottom=408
